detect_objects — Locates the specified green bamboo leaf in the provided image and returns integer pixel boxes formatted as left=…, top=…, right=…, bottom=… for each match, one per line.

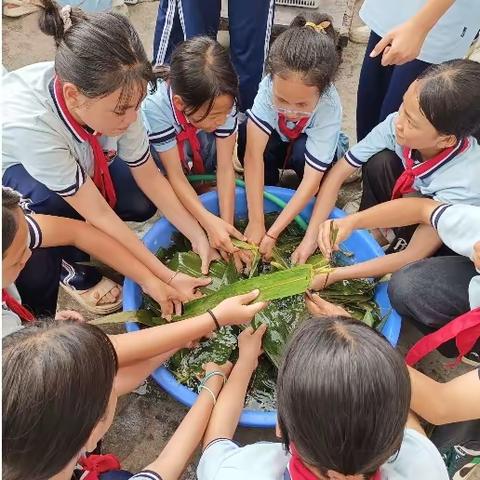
left=88, top=310, right=162, bottom=327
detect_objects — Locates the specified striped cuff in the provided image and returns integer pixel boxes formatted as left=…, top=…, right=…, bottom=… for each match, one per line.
left=53, top=164, right=87, bottom=197
left=430, top=203, right=451, bottom=231
left=215, top=118, right=238, bottom=138
left=344, top=150, right=364, bottom=168
left=126, top=147, right=150, bottom=168
left=149, top=126, right=176, bottom=144
left=246, top=110, right=273, bottom=136
left=304, top=149, right=330, bottom=172
left=130, top=470, right=163, bottom=480
left=25, top=215, right=42, bottom=250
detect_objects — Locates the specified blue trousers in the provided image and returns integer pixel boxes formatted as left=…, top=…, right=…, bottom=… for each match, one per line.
left=2, top=159, right=157, bottom=315
left=356, top=31, right=431, bottom=141
left=153, top=0, right=275, bottom=112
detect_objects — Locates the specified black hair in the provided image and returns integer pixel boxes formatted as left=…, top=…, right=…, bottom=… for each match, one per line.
left=277, top=316, right=411, bottom=478
left=266, top=13, right=339, bottom=96
left=155, top=36, right=239, bottom=119
left=2, top=187, right=21, bottom=258
left=38, top=0, right=157, bottom=111
left=417, top=59, right=480, bottom=139
left=2, top=321, right=118, bottom=480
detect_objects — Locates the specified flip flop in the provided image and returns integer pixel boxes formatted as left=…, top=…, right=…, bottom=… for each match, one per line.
left=60, top=276, right=123, bottom=315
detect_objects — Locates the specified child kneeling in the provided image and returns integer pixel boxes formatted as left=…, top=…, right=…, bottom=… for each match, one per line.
left=198, top=316, right=449, bottom=480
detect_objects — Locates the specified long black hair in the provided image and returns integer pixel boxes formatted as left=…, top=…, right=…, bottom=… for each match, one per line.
left=417, top=59, right=480, bottom=139
left=266, top=13, right=339, bottom=96
left=155, top=36, right=239, bottom=120
left=3, top=321, right=119, bottom=480
left=277, top=316, right=411, bottom=478
left=38, top=0, right=157, bottom=111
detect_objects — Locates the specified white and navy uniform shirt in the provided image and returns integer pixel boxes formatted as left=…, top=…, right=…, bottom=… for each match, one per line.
left=430, top=203, right=480, bottom=309
left=2, top=62, right=151, bottom=197
left=246, top=75, right=343, bottom=173
left=345, top=113, right=480, bottom=205
left=141, top=80, right=238, bottom=154
left=360, top=0, right=480, bottom=64
left=2, top=214, right=42, bottom=338
left=197, top=430, right=448, bottom=480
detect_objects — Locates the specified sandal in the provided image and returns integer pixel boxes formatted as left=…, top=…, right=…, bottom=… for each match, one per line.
left=2, top=0, right=42, bottom=17
left=60, top=276, right=123, bottom=315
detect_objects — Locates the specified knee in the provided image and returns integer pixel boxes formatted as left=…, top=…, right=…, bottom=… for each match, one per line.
left=388, top=263, right=419, bottom=314
left=364, top=149, right=396, bottom=174
left=126, top=194, right=157, bottom=222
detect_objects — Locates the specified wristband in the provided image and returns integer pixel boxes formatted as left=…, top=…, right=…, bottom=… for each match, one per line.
left=265, top=232, right=277, bottom=241
left=166, top=271, right=178, bottom=285
left=200, top=370, right=227, bottom=387
left=198, top=385, right=217, bottom=405
left=207, top=309, right=221, bottom=330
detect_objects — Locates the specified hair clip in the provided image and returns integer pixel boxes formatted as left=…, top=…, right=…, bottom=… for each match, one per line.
left=60, top=5, right=73, bottom=32
left=304, top=20, right=331, bottom=34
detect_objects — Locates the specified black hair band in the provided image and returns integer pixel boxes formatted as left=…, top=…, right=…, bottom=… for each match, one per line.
left=207, top=309, right=221, bottom=330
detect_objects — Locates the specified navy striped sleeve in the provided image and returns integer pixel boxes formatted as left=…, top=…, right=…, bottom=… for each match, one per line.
left=25, top=214, right=42, bottom=250
left=126, top=146, right=150, bottom=168
left=246, top=109, right=274, bottom=136
left=130, top=470, right=163, bottom=480
left=304, top=149, right=330, bottom=172
left=148, top=126, right=177, bottom=145
left=344, top=150, right=364, bottom=168
left=429, top=203, right=451, bottom=231
left=51, top=164, right=87, bottom=197
left=215, top=117, right=238, bottom=138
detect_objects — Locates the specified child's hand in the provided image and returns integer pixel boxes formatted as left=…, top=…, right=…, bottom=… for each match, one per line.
left=244, top=220, right=266, bottom=246
left=232, top=250, right=253, bottom=274
left=169, top=272, right=212, bottom=301
left=238, top=323, right=267, bottom=368
left=259, top=233, right=276, bottom=261
left=310, top=270, right=336, bottom=292
left=291, top=232, right=317, bottom=265
left=211, top=290, right=267, bottom=327
left=205, top=214, right=246, bottom=255
left=317, top=219, right=352, bottom=260
left=55, top=310, right=85, bottom=322
left=191, top=236, right=221, bottom=275
left=305, top=291, right=350, bottom=317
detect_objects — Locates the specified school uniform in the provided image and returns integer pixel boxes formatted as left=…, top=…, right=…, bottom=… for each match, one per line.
left=197, top=429, right=449, bottom=480
left=389, top=204, right=480, bottom=357
left=245, top=75, right=347, bottom=185
left=2, top=214, right=46, bottom=335
left=2, top=62, right=159, bottom=312
left=356, top=0, right=480, bottom=141
left=141, top=80, right=238, bottom=173
left=152, top=0, right=275, bottom=112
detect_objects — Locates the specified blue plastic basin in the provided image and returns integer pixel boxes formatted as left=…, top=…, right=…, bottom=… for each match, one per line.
left=123, top=186, right=402, bottom=429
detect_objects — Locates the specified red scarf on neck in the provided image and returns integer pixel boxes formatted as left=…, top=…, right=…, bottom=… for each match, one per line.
left=278, top=114, right=309, bottom=142
left=53, top=77, right=117, bottom=208
left=79, top=454, right=121, bottom=480
left=391, top=139, right=469, bottom=200
left=2, top=289, right=35, bottom=322
left=289, top=444, right=381, bottom=480
left=406, top=307, right=480, bottom=366
left=172, top=102, right=205, bottom=174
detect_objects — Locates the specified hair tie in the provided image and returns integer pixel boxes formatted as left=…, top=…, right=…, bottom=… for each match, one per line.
left=304, top=20, right=331, bottom=34
left=60, top=5, right=73, bottom=32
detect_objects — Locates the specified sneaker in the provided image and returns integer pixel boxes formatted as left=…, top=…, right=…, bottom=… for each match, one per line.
left=443, top=445, right=480, bottom=480
left=461, top=351, right=480, bottom=367
left=349, top=25, right=371, bottom=44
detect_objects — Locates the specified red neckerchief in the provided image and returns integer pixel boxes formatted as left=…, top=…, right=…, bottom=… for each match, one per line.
left=278, top=114, right=309, bottom=141
left=406, top=307, right=480, bottom=367
left=391, top=139, right=469, bottom=200
left=79, top=454, right=121, bottom=480
left=2, top=288, right=35, bottom=323
left=172, top=101, right=205, bottom=174
left=288, top=444, right=382, bottom=480
left=53, top=77, right=117, bottom=208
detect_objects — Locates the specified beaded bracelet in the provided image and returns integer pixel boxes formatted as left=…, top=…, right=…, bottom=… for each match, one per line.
left=198, top=385, right=217, bottom=405
left=265, top=232, right=277, bottom=240
left=200, top=370, right=227, bottom=387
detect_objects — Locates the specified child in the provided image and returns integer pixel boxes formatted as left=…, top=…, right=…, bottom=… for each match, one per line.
left=2, top=0, right=215, bottom=316
left=356, top=0, right=480, bottom=140
left=198, top=314, right=449, bottom=479
left=2, top=319, right=250, bottom=480
left=242, top=13, right=346, bottom=260
left=2, top=187, right=223, bottom=330
left=312, top=198, right=479, bottom=361
left=293, top=59, right=480, bottom=264
left=142, top=37, right=246, bottom=262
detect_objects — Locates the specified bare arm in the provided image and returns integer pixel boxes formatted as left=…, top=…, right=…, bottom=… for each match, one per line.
left=312, top=224, right=442, bottom=289
left=409, top=367, right=480, bottom=425
left=243, top=120, right=270, bottom=244
left=215, top=134, right=237, bottom=225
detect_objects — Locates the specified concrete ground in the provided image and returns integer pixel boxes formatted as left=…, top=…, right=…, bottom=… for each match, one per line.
left=2, top=3, right=476, bottom=478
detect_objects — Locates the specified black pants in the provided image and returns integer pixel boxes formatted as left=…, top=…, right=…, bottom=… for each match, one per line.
left=3, top=159, right=157, bottom=315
